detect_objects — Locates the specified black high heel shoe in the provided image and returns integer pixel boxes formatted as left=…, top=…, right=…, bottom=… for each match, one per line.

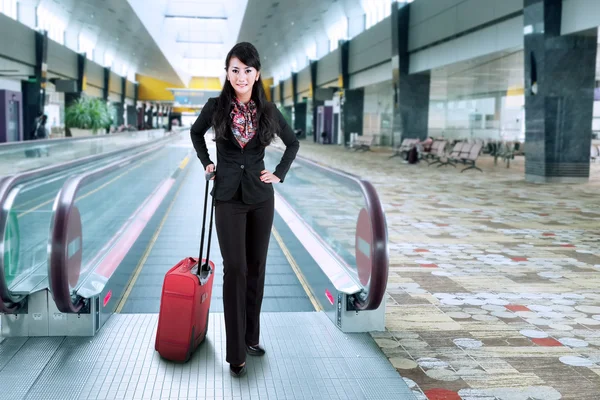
left=246, top=344, right=266, bottom=356
left=230, top=363, right=247, bottom=378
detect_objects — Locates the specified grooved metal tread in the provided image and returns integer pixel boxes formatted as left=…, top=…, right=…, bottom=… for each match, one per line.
left=120, top=152, right=314, bottom=314
left=0, top=312, right=415, bottom=400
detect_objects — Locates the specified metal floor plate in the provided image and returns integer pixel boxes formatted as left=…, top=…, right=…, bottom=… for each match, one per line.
left=0, top=312, right=415, bottom=400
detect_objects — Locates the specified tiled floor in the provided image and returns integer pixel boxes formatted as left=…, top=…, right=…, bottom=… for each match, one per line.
left=286, top=140, right=600, bottom=400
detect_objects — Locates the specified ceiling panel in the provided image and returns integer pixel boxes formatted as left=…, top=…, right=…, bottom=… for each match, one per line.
left=29, top=0, right=184, bottom=85
left=128, top=0, right=248, bottom=79
left=238, top=0, right=368, bottom=80
left=166, top=1, right=227, bottom=18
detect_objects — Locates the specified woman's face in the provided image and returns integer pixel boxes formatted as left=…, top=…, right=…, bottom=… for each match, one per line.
left=227, top=57, right=260, bottom=99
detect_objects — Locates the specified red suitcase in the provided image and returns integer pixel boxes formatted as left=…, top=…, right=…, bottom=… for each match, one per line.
left=155, top=173, right=216, bottom=362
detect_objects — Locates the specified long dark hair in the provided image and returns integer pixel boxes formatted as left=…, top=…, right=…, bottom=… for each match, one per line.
left=212, top=42, right=276, bottom=146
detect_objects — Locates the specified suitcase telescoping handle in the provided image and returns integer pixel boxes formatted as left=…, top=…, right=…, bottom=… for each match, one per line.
left=198, top=170, right=216, bottom=275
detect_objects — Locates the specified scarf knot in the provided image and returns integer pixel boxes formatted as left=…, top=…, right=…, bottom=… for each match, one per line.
left=230, top=98, right=257, bottom=148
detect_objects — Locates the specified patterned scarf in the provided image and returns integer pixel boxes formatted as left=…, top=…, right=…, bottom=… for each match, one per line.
left=230, top=97, right=258, bottom=148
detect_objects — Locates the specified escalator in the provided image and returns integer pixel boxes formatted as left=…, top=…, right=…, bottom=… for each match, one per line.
left=0, top=129, right=180, bottom=177
left=0, top=129, right=179, bottom=314
left=0, top=139, right=416, bottom=399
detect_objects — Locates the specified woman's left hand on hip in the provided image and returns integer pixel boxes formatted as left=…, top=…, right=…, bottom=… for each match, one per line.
left=260, top=170, right=280, bottom=184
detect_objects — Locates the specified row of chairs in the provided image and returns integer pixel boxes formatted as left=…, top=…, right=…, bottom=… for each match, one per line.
left=389, top=139, right=419, bottom=159
left=427, top=141, right=484, bottom=172
left=591, top=144, right=600, bottom=162
left=390, top=139, right=484, bottom=173
left=348, top=136, right=376, bottom=151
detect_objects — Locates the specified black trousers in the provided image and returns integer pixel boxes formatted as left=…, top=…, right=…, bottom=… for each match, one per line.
left=214, top=191, right=274, bottom=365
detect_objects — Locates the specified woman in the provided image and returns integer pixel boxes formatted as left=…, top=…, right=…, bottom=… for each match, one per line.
left=190, top=42, right=299, bottom=377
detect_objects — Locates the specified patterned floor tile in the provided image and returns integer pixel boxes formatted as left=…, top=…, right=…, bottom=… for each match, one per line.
left=286, top=140, right=600, bottom=399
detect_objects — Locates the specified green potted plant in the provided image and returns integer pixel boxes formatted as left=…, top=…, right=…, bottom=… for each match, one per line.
left=65, top=97, right=113, bottom=136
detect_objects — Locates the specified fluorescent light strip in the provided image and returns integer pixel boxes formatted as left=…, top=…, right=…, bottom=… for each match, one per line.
left=165, top=15, right=227, bottom=20
left=176, top=39, right=224, bottom=44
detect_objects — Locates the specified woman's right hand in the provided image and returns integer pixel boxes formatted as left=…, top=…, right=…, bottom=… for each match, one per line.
left=205, top=164, right=216, bottom=180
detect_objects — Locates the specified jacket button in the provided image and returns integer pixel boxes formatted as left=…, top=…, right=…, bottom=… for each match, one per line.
left=241, top=165, right=245, bottom=169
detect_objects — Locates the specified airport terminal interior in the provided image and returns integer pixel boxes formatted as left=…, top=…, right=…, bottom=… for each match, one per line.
left=1, top=0, right=600, bottom=399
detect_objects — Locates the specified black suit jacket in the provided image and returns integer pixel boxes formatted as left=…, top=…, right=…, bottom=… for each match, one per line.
left=190, top=97, right=299, bottom=204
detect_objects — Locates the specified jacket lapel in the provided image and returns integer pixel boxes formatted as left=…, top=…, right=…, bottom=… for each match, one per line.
left=229, top=131, right=242, bottom=149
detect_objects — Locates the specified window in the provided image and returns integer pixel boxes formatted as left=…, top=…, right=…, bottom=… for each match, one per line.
left=306, top=42, right=317, bottom=61
left=79, top=34, right=95, bottom=60
left=327, top=18, right=348, bottom=51
left=104, top=53, right=114, bottom=68
left=36, top=5, right=66, bottom=44
left=0, top=0, right=18, bottom=19
left=362, top=0, right=404, bottom=30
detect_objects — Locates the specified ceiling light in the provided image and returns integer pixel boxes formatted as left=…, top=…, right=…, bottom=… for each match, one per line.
left=165, top=15, right=227, bottom=20
left=176, top=39, right=224, bottom=44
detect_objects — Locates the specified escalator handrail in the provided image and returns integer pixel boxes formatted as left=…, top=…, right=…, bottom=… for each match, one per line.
left=270, top=147, right=389, bottom=311
left=0, top=176, right=19, bottom=313
left=0, top=130, right=169, bottom=313
left=0, top=129, right=164, bottom=150
left=48, top=137, right=176, bottom=313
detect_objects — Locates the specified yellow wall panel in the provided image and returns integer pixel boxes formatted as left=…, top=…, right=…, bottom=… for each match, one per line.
left=137, top=74, right=184, bottom=101
left=262, top=77, right=273, bottom=101
left=507, top=86, right=524, bottom=97
left=189, top=77, right=222, bottom=90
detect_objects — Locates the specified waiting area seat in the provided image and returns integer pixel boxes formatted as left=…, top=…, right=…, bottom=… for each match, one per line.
left=423, top=140, right=448, bottom=165
left=348, top=135, right=376, bottom=151
left=591, top=143, right=600, bottom=162
left=389, top=138, right=419, bottom=159
left=433, top=141, right=484, bottom=172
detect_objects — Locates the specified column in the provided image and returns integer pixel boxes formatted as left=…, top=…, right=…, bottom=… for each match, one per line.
left=340, top=40, right=364, bottom=145
left=279, top=83, right=284, bottom=108
left=146, top=103, right=154, bottom=128
left=292, top=72, right=306, bottom=138
left=118, top=77, right=126, bottom=126
left=21, top=30, right=48, bottom=140
left=391, top=1, right=431, bottom=147
left=103, top=67, right=110, bottom=101
left=524, top=0, right=597, bottom=183
left=65, top=53, right=86, bottom=108
left=134, top=84, right=142, bottom=129
left=309, top=60, right=322, bottom=142
left=291, top=72, right=298, bottom=106
left=134, top=82, right=139, bottom=106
